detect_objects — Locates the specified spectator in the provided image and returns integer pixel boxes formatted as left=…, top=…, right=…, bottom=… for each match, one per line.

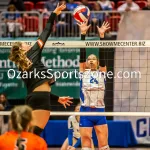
left=9, top=0, right=25, bottom=11
left=24, top=0, right=41, bottom=4
left=43, top=0, right=58, bottom=14
left=98, top=0, right=112, bottom=10
left=1, top=5, right=23, bottom=37
left=67, top=0, right=78, bottom=11
left=143, top=0, right=150, bottom=10
left=90, top=3, right=104, bottom=35
left=57, top=0, right=69, bottom=22
left=56, top=0, right=71, bottom=37
left=117, top=0, right=140, bottom=11
left=90, top=3, right=104, bottom=25
left=81, top=0, right=93, bottom=10
left=0, top=93, right=11, bottom=135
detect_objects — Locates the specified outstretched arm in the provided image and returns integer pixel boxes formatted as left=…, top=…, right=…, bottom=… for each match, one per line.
left=97, top=21, right=110, bottom=72
left=27, top=3, right=66, bottom=62
left=37, top=3, right=66, bottom=49
left=30, top=3, right=66, bottom=51
left=77, top=20, right=91, bottom=72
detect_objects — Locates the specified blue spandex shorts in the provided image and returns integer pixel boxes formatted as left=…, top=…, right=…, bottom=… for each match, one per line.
left=79, top=106, right=107, bottom=127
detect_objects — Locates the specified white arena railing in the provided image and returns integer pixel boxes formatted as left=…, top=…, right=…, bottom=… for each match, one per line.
left=0, top=10, right=123, bottom=37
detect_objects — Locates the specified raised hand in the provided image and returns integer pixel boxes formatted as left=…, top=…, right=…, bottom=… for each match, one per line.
left=77, top=19, right=91, bottom=35
left=53, top=3, right=66, bottom=16
left=58, top=96, right=73, bottom=108
left=97, top=21, right=110, bottom=38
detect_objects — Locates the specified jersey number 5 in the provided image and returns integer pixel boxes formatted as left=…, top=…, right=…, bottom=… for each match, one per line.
left=15, top=138, right=27, bottom=150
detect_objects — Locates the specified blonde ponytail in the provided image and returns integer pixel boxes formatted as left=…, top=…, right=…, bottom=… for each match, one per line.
left=9, top=42, right=32, bottom=71
left=16, top=114, right=24, bottom=150
left=11, top=106, right=32, bottom=150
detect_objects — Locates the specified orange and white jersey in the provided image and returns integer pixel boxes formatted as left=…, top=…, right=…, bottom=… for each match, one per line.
left=0, top=131, right=47, bottom=150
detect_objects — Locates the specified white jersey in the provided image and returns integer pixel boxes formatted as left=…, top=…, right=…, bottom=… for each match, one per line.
left=68, top=115, right=80, bottom=139
left=80, top=70, right=105, bottom=108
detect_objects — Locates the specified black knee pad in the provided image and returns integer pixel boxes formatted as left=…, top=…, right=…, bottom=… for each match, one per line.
left=33, top=126, right=44, bottom=136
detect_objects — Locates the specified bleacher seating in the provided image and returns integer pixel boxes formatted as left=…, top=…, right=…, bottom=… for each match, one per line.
left=108, top=15, right=121, bottom=32
left=117, top=0, right=147, bottom=9
left=88, top=1, right=97, bottom=9
left=24, top=1, right=34, bottom=11
left=35, top=1, right=46, bottom=10
left=24, top=16, right=39, bottom=32
left=1, top=0, right=148, bottom=37
left=136, top=1, right=147, bottom=9
left=0, top=0, right=9, bottom=12
left=23, top=1, right=117, bottom=11
left=117, top=1, right=125, bottom=8
left=43, top=17, right=49, bottom=29
left=22, top=1, right=148, bottom=11
left=74, top=1, right=82, bottom=5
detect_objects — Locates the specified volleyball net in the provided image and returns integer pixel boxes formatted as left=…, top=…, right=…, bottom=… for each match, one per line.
left=0, top=40, right=150, bottom=115
left=0, top=39, right=150, bottom=145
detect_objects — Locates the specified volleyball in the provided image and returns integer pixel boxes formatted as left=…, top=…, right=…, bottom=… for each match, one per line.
left=73, top=5, right=90, bottom=23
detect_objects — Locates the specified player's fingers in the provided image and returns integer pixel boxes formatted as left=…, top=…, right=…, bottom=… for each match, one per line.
left=104, top=21, right=108, bottom=25
left=106, top=26, right=111, bottom=30
left=76, top=22, right=81, bottom=27
left=68, top=99, right=73, bottom=102
left=97, top=25, right=100, bottom=30
left=105, top=25, right=110, bottom=29
left=67, top=100, right=73, bottom=104
left=105, top=26, right=110, bottom=30
left=102, top=21, right=105, bottom=26
left=61, top=6, right=66, bottom=10
left=85, top=19, right=88, bottom=25
left=105, top=21, right=109, bottom=26
left=60, top=4, right=65, bottom=10
left=65, top=102, right=70, bottom=106
left=63, top=104, right=66, bottom=108
left=105, top=22, right=110, bottom=27
left=67, top=97, right=73, bottom=100
left=106, top=21, right=110, bottom=25
left=62, top=4, right=66, bottom=9
left=56, top=2, right=59, bottom=8
left=87, top=24, right=91, bottom=29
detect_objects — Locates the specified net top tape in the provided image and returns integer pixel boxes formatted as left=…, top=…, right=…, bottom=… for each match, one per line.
left=0, top=40, right=150, bottom=48
left=1, top=111, right=150, bottom=116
